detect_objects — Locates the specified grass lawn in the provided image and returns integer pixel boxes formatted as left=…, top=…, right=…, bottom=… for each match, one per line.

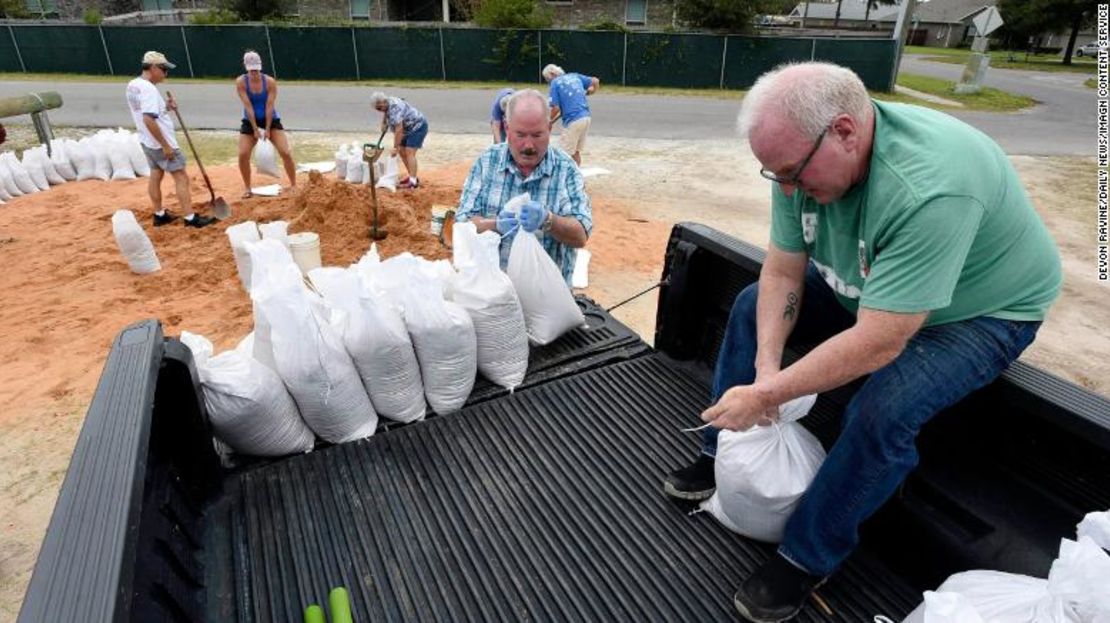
left=894, top=73, right=1036, bottom=112
left=905, top=45, right=1096, bottom=74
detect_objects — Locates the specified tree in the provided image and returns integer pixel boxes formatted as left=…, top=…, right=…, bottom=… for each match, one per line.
left=231, top=0, right=285, bottom=21
left=863, top=0, right=898, bottom=24
left=996, top=0, right=1095, bottom=64
left=472, top=0, right=552, bottom=29
left=675, top=0, right=770, bottom=31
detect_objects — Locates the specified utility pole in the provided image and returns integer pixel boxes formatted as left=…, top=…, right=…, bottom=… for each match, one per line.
left=889, top=0, right=915, bottom=90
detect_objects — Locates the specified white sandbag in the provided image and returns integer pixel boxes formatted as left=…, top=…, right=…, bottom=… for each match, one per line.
left=29, top=146, right=65, bottom=186
left=89, top=134, right=114, bottom=181
left=902, top=537, right=1110, bottom=623
left=345, top=152, right=363, bottom=184
left=254, top=138, right=280, bottom=178
left=70, top=139, right=98, bottom=181
left=49, top=139, right=77, bottom=181
left=124, top=131, right=150, bottom=177
left=1077, top=509, right=1110, bottom=551
left=375, top=155, right=400, bottom=192
left=403, top=274, right=477, bottom=415
left=3, top=153, right=39, bottom=194
left=0, top=159, right=19, bottom=198
left=249, top=240, right=377, bottom=443
left=309, top=267, right=426, bottom=423
left=111, top=209, right=161, bottom=274
left=246, top=240, right=298, bottom=372
left=108, top=132, right=137, bottom=180
left=20, top=150, right=50, bottom=191
left=334, top=147, right=348, bottom=180
left=259, top=220, right=290, bottom=249
left=180, top=331, right=315, bottom=457
left=453, top=227, right=529, bottom=391
left=506, top=223, right=586, bottom=345
left=361, top=161, right=371, bottom=185
left=701, top=394, right=824, bottom=543
left=226, top=221, right=261, bottom=292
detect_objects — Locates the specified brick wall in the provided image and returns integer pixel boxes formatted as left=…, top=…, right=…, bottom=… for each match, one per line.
left=544, top=0, right=675, bottom=29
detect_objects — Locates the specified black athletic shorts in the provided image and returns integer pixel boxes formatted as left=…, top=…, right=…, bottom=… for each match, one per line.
left=239, top=118, right=284, bottom=135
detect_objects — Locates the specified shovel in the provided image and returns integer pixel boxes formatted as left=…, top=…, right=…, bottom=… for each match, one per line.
left=166, top=91, right=231, bottom=220
left=362, top=141, right=388, bottom=242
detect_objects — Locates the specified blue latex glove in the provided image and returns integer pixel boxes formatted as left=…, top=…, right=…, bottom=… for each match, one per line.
left=496, top=208, right=519, bottom=234
left=519, top=201, right=549, bottom=233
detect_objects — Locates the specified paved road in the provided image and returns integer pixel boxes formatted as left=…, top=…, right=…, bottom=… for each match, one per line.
left=0, top=57, right=1092, bottom=155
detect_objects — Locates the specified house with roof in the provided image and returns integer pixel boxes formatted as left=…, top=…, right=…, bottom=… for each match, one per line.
left=787, top=0, right=1001, bottom=48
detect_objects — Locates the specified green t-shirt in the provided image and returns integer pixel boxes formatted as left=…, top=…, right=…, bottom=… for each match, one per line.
left=770, top=100, right=1061, bottom=326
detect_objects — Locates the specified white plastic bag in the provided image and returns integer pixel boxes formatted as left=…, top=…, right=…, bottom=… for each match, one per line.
left=3, top=152, right=39, bottom=194
left=249, top=240, right=378, bottom=443
left=345, top=152, right=363, bottom=184
left=108, top=132, right=137, bottom=180
left=259, top=220, right=290, bottom=249
left=254, top=138, right=280, bottom=178
left=403, top=273, right=477, bottom=415
left=111, top=209, right=161, bottom=274
left=126, top=132, right=151, bottom=177
left=226, top=221, right=261, bottom=292
left=506, top=223, right=586, bottom=346
left=310, top=267, right=426, bottom=423
left=90, top=134, right=114, bottom=181
left=20, top=151, right=50, bottom=191
left=180, top=331, right=315, bottom=457
left=701, top=394, right=825, bottom=543
left=49, top=139, right=77, bottom=181
left=1077, top=509, right=1110, bottom=551
left=30, top=146, right=65, bottom=186
left=334, top=146, right=348, bottom=179
left=376, top=155, right=400, bottom=192
left=453, top=226, right=529, bottom=391
left=0, top=159, right=19, bottom=198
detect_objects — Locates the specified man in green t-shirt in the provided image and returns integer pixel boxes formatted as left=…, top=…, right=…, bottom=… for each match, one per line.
left=662, top=62, right=1061, bottom=622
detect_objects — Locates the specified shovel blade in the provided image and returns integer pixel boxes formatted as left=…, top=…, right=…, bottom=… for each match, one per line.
left=210, top=197, right=231, bottom=220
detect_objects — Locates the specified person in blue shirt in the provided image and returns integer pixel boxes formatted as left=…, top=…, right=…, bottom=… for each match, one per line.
left=235, top=50, right=297, bottom=197
left=490, top=87, right=514, bottom=143
left=542, top=64, right=600, bottom=166
left=371, top=91, right=429, bottom=190
left=455, top=89, right=592, bottom=286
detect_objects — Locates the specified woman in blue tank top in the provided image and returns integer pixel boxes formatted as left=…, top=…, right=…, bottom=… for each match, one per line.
left=235, top=50, right=297, bottom=197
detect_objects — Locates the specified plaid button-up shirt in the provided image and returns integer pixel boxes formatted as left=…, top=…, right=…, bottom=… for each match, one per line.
left=455, top=144, right=592, bottom=285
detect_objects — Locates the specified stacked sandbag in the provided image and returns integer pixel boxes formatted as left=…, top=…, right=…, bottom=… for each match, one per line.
left=180, top=331, right=315, bottom=457
left=226, top=221, right=261, bottom=292
left=309, top=266, right=426, bottom=423
left=259, top=220, right=290, bottom=249
left=506, top=222, right=586, bottom=345
left=700, top=394, right=825, bottom=543
left=1, top=152, right=39, bottom=194
left=48, top=139, right=77, bottom=181
left=111, top=209, right=161, bottom=274
left=400, top=261, right=477, bottom=415
left=334, top=144, right=349, bottom=180
left=104, top=130, right=137, bottom=181
left=452, top=222, right=529, bottom=391
left=69, top=138, right=97, bottom=181
left=248, top=239, right=378, bottom=443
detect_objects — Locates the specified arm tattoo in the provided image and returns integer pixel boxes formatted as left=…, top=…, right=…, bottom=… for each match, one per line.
left=783, top=292, right=799, bottom=321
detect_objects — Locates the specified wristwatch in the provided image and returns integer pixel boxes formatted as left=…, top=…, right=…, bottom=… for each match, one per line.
left=541, top=211, right=555, bottom=233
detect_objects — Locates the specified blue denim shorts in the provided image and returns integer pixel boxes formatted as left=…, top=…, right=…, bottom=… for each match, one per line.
left=401, top=122, right=428, bottom=149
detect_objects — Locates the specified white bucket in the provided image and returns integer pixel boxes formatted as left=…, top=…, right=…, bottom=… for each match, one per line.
left=288, top=232, right=322, bottom=274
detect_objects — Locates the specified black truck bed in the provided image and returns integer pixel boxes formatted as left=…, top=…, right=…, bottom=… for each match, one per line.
left=205, top=354, right=918, bottom=622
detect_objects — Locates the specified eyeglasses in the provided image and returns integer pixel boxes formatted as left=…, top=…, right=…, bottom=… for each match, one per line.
left=157, top=64, right=171, bottom=72
left=759, top=127, right=828, bottom=185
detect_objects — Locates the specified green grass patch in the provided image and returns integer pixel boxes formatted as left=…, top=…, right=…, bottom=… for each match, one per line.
left=895, top=73, right=1036, bottom=112
left=905, top=46, right=1096, bottom=74
left=1085, top=78, right=1096, bottom=89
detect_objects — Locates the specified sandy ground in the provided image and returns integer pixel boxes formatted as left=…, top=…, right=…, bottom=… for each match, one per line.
left=0, top=130, right=1104, bottom=618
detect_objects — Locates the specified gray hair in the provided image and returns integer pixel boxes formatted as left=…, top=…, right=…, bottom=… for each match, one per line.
left=737, top=62, right=871, bottom=139
left=370, top=91, right=389, bottom=108
left=504, top=89, right=549, bottom=124
left=541, top=64, right=564, bottom=81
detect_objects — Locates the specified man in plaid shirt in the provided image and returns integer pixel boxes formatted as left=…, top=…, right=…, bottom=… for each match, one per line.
left=455, top=89, right=592, bottom=285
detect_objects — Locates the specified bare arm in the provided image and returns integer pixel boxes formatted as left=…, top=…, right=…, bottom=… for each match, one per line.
left=587, top=77, right=600, bottom=95
left=546, top=215, right=588, bottom=247
left=753, top=244, right=809, bottom=380
left=264, top=76, right=276, bottom=133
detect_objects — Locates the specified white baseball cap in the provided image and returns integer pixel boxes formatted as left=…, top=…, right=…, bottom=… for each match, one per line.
left=243, top=51, right=263, bottom=71
left=142, top=50, right=176, bottom=69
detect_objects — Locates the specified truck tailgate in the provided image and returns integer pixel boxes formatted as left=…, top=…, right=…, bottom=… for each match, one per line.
left=206, top=354, right=919, bottom=622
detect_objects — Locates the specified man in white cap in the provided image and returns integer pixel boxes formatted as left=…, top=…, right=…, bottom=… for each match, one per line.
left=125, top=50, right=214, bottom=228
left=541, top=64, right=599, bottom=166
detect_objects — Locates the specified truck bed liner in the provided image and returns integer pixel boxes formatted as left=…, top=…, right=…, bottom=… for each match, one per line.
left=208, top=354, right=919, bottom=622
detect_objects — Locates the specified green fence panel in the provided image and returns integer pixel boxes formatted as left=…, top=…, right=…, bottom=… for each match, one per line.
left=11, top=26, right=110, bottom=74
left=723, top=36, right=812, bottom=89
left=442, top=28, right=539, bottom=83
left=269, top=27, right=357, bottom=80
left=102, top=26, right=188, bottom=78
left=813, top=38, right=896, bottom=91
left=624, top=32, right=723, bottom=88
left=353, top=27, right=442, bottom=80
left=0, top=27, right=23, bottom=72
left=184, top=25, right=270, bottom=78
left=536, top=30, right=622, bottom=86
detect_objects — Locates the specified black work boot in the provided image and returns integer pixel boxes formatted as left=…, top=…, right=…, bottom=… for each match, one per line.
left=662, top=454, right=715, bottom=501
left=733, top=554, right=825, bottom=623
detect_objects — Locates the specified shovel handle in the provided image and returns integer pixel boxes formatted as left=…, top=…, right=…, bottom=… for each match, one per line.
left=166, top=91, right=217, bottom=203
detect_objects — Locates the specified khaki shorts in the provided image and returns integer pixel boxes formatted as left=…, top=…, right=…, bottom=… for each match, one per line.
left=559, top=117, right=591, bottom=154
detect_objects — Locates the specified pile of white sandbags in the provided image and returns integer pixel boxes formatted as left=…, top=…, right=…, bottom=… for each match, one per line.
left=0, top=129, right=150, bottom=204
left=332, top=141, right=400, bottom=192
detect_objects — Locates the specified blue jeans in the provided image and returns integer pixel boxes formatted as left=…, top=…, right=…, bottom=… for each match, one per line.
left=704, top=263, right=1041, bottom=577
